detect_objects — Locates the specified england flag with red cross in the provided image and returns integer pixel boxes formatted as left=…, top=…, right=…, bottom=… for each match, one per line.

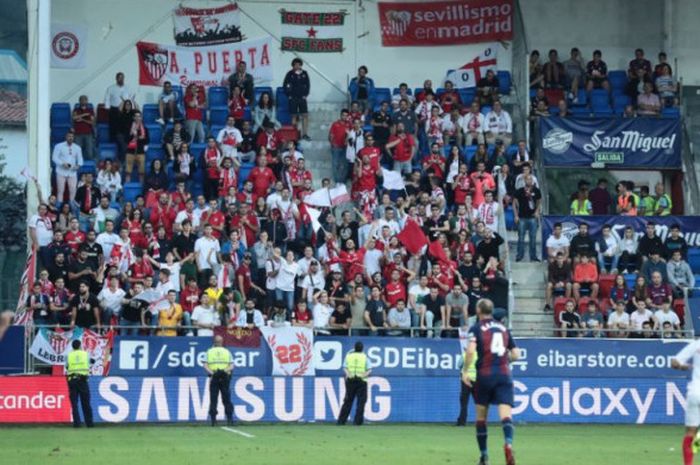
left=445, top=43, right=498, bottom=89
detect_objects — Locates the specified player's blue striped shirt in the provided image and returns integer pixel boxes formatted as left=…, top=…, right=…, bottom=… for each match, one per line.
left=468, top=318, right=516, bottom=377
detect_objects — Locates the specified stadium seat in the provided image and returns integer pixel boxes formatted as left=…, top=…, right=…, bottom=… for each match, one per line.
left=570, top=106, right=590, bottom=116
left=170, top=85, right=185, bottom=115
left=239, top=164, right=254, bottom=188
left=209, top=125, right=224, bottom=139
left=109, top=201, right=121, bottom=212
left=374, top=87, right=392, bottom=108
left=97, top=124, right=110, bottom=143
left=464, top=145, right=477, bottom=164
left=623, top=273, right=637, bottom=290
left=549, top=106, right=560, bottom=115
left=504, top=206, right=515, bottom=231
left=209, top=108, right=229, bottom=127
left=50, top=103, right=71, bottom=127
left=142, top=104, right=159, bottom=125
left=607, top=70, right=628, bottom=92
left=276, top=87, right=291, bottom=124
left=674, top=299, right=686, bottom=326
left=78, top=160, right=96, bottom=176
left=51, top=124, right=71, bottom=144
left=688, top=249, right=700, bottom=273
left=191, top=143, right=206, bottom=158
left=414, top=87, right=424, bottom=98
left=594, top=108, right=614, bottom=117
left=598, top=274, right=615, bottom=299
left=695, top=274, right=700, bottom=288
left=458, top=88, right=476, bottom=105
left=146, top=147, right=165, bottom=165
left=96, top=103, right=109, bottom=124
left=577, top=297, right=592, bottom=314
left=613, top=94, right=631, bottom=113
left=570, top=91, right=587, bottom=107
left=392, top=87, right=413, bottom=95
left=243, top=106, right=252, bottom=122
left=553, top=297, right=569, bottom=325
left=662, top=107, right=681, bottom=119
left=98, top=143, right=117, bottom=161
left=598, top=298, right=611, bottom=317
left=191, top=182, right=204, bottom=198
left=506, top=144, right=518, bottom=157
left=123, top=182, right=143, bottom=203
left=497, top=70, right=511, bottom=95
left=146, top=124, right=162, bottom=144
left=254, top=86, right=273, bottom=105
left=481, top=105, right=492, bottom=116
left=208, top=86, right=229, bottom=108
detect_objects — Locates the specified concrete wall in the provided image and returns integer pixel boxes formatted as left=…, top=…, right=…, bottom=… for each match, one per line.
left=50, top=0, right=512, bottom=105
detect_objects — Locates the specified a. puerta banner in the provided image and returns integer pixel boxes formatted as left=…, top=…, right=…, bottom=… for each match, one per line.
left=136, top=36, right=273, bottom=88
left=378, top=0, right=513, bottom=47
left=541, top=215, right=700, bottom=258
left=0, top=375, right=690, bottom=425
left=540, top=116, right=681, bottom=168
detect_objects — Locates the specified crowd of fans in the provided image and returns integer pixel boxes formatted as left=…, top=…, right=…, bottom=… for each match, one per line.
left=29, top=58, right=528, bottom=338
left=528, top=47, right=679, bottom=118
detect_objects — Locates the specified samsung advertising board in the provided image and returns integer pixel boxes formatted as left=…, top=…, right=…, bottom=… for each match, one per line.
left=111, top=336, right=687, bottom=379
left=0, top=376, right=690, bottom=425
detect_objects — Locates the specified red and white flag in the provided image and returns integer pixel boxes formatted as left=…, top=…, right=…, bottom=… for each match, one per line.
left=13, top=247, right=38, bottom=325
left=260, top=326, right=315, bottom=376
left=445, top=43, right=498, bottom=89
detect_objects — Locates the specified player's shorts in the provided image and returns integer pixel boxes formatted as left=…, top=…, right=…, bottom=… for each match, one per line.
left=474, top=375, right=514, bottom=407
left=686, top=390, right=700, bottom=427
left=288, top=97, right=308, bottom=115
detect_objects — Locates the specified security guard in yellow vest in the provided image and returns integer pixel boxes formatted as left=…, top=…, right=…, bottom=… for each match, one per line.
left=65, top=339, right=94, bottom=428
left=204, top=335, right=234, bottom=426
left=456, top=349, right=478, bottom=426
left=337, top=341, right=371, bottom=425
left=654, top=183, right=673, bottom=215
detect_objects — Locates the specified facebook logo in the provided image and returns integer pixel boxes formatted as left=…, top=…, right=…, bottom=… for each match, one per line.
left=119, top=341, right=149, bottom=370
left=313, top=341, right=343, bottom=370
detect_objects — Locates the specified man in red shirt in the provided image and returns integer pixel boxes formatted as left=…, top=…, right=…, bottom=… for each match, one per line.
left=128, top=249, right=152, bottom=286
left=149, top=193, right=177, bottom=239
left=200, top=199, right=226, bottom=240
left=339, top=239, right=366, bottom=283
left=357, top=133, right=382, bottom=172
left=385, top=269, right=408, bottom=308
left=329, top=109, right=351, bottom=183
left=179, top=277, right=200, bottom=330
left=229, top=202, right=259, bottom=247
left=65, top=218, right=86, bottom=254
left=247, top=156, right=277, bottom=198
left=422, top=143, right=447, bottom=181
left=236, top=253, right=264, bottom=301
left=236, top=180, right=258, bottom=205
left=255, top=122, right=283, bottom=155
left=290, top=157, right=313, bottom=190
left=184, top=83, right=206, bottom=143
left=386, top=122, right=416, bottom=175
left=72, top=95, right=95, bottom=159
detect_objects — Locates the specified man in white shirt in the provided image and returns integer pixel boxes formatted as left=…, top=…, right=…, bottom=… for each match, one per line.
left=265, top=181, right=285, bottom=210
left=460, top=101, right=486, bottom=145
left=671, top=338, right=700, bottom=464
left=236, top=298, right=265, bottom=328
left=300, top=260, right=326, bottom=306
left=363, top=238, right=383, bottom=282
left=51, top=129, right=83, bottom=205
left=277, top=250, right=300, bottom=317
left=408, top=275, right=431, bottom=328
left=155, top=269, right=175, bottom=296
left=476, top=190, right=500, bottom=233
left=629, top=301, right=656, bottom=338
left=484, top=100, right=513, bottom=146
left=174, top=199, right=199, bottom=231
left=96, top=220, right=120, bottom=259
left=28, top=203, right=54, bottom=250
left=191, top=294, right=221, bottom=337
left=104, top=72, right=135, bottom=140
left=655, top=302, right=681, bottom=331
left=545, top=222, right=570, bottom=262
left=194, top=224, right=220, bottom=288
left=606, top=300, right=630, bottom=338
left=377, top=208, right=401, bottom=237
left=97, top=276, right=126, bottom=323
left=216, top=116, right=243, bottom=160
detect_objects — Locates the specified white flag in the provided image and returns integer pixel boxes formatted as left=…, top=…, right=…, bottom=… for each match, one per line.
left=304, top=188, right=332, bottom=207
left=381, top=168, right=406, bottom=191
left=306, top=206, right=323, bottom=233
left=329, top=185, right=351, bottom=205
left=51, top=23, right=88, bottom=69
left=445, top=43, right=498, bottom=89
left=260, top=326, right=315, bottom=376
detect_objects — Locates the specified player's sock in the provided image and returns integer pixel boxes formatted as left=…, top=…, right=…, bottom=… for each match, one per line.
left=502, top=417, right=514, bottom=446
left=683, top=435, right=694, bottom=465
left=476, top=420, right=488, bottom=458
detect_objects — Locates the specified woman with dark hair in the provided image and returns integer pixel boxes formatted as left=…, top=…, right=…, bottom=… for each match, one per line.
left=115, top=99, right=136, bottom=161
left=253, top=91, right=280, bottom=132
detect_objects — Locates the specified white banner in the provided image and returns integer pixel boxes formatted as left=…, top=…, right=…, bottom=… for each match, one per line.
left=445, top=43, right=498, bottom=89
left=260, top=326, right=315, bottom=376
left=51, top=23, right=87, bottom=69
left=382, top=168, right=406, bottom=191
left=30, top=328, right=114, bottom=375
left=173, top=3, right=243, bottom=46
left=136, top=36, right=273, bottom=88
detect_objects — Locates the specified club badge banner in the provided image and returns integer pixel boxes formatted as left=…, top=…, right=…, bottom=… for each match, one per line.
left=260, top=326, right=315, bottom=376
left=378, top=0, right=513, bottom=47
left=51, top=23, right=87, bottom=69
left=213, top=326, right=261, bottom=348
left=30, top=328, right=114, bottom=375
left=136, top=36, right=273, bottom=87
left=280, top=10, right=346, bottom=53
left=540, top=116, right=681, bottom=168
left=173, top=3, right=243, bottom=46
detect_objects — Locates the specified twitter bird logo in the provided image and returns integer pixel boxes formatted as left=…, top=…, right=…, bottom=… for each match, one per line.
left=314, top=341, right=343, bottom=369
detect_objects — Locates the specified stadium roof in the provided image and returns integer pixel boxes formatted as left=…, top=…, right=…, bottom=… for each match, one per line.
left=0, top=49, right=27, bottom=84
left=0, top=89, right=26, bottom=126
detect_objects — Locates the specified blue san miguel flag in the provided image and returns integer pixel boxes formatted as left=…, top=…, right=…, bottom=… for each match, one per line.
left=540, top=116, right=681, bottom=168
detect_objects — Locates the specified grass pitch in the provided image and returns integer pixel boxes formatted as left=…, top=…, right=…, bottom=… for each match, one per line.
left=0, top=423, right=679, bottom=465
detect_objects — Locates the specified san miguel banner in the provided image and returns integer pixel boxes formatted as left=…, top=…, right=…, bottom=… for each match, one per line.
left=136, top=37, right=273, bottom=87
left=541, top=215, right=700, bottom=257
left=213, top=326, right=261, bottom=348
left=260, top=326, right=315, bottom=376
left=173, top=3, right=243, bottom=46
left=378, top=0, right=513, bottom=47
left=540, top=116, right=682, bottom=168
left=29, top=328, right=114, bottom=375
left=280, top=10, right=346, bottom=53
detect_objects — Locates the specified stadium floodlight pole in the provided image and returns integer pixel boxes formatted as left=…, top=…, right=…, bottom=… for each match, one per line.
left=26, top=0, right=52, bottom=236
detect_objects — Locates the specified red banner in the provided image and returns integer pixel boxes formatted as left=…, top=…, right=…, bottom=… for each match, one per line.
left=0, top=376, right=71, bottom=423
left=378, top=0, right=513, bottom=47
left=213, top=326, right=261, bottom=348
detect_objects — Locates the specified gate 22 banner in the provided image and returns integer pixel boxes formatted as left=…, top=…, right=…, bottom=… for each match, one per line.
left=378, top=0, right=513, bottom=47
left=136, top=37, right=273, bottom=88
left=540, top=116, right=681, bottom=168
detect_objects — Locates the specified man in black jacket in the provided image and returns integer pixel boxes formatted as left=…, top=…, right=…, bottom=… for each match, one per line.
left=227, top=61, right=255, bottom=102
left=569, top=222, right=596, bottom=262
left=283, top=58, right=311, bottom=141
left=638, top=221, right=663, bottom=261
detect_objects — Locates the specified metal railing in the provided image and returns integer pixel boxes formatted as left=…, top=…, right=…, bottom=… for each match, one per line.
left=516, top=326, right=694, bottom=339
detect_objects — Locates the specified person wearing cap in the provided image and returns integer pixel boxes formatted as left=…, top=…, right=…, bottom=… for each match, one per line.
left=337, top=341, right=371, bottom=425
left=204, top=335, right=234, bottom=426
left=65, top=339, right=94, bottom=428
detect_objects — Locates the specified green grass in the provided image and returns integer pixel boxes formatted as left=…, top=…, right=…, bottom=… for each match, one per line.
left=0, top=423, right=681, bottom=465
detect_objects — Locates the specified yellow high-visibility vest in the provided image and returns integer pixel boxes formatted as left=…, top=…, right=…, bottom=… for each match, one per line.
left=206, top=347, right=232, bottom=372
left=462, top=351, right=478, bottom=381
left=66, top=350, right=90, bottom=377
left=345, top=352, right=368, bottom=380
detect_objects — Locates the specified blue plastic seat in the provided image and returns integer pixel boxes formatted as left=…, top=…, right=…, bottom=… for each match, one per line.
left=50, top=103, right=71, bottom=127
left=374, top=87, right=392, bottom=106
left=458, top=88, right=476, bottom=105
left=688, top=249, right=700, bottom=273
left=208, top=86, right=229, bottom=108
left=97, top=124, right=110, bottom=143
left=254, top=86, right=273, bottom=105
left=505, top=206, right=515, bottom=230
left=276, top=87, right=291, bottom=125
left=481, top=105, right=492, bottom=116
left=209, top=108, right=229, bottom=126
left=146, top=147, right=165, bottom=165
left=209, top=125, right=224, bottom=139
left=392, top=87, right=413, bottom=95
left=607, top=70, right=628, bottom=92
left=570, top=106, right=590, bottom=116
left=123, top=182, right=143, bottom=203
left=662, top=107, right=681, bottom=119
left=497, top=71, right=512, bottom=95
left=142, top=104, right=159, bottom=125
left=146, top=124, right=162, bottom=144
left=79, top=160, right=97, bottom=176
left=98, top=143, right=117, bottom=161
left=51, top=124, right=72, bottom=144
left=464, top=145, right=477, bottom=164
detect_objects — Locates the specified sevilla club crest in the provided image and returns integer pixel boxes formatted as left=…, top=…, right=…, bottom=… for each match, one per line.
left=140, top=45, right=169, bottom=82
